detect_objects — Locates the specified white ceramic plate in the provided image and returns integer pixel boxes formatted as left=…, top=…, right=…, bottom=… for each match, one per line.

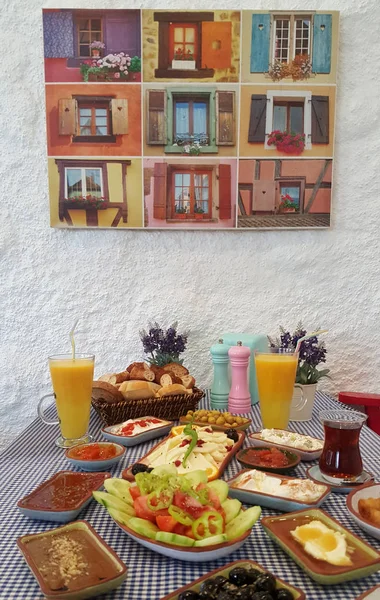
left=347, top=483, right=380, bottom=541
left=307, top=465, right=374, bottom=495
left=248, top=430, right=323, bottom=461
left=102, top=417, right=173, bottom=447
left=112, top=518, right=251, bottom=562
left=227, top=469, right=331, bottom=512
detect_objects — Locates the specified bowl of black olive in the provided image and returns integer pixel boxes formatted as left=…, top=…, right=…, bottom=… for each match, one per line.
left=160, top=560, right=305, bottom=600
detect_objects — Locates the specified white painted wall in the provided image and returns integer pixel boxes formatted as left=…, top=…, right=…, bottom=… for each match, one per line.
left=1, top=0, right=380, bottom=452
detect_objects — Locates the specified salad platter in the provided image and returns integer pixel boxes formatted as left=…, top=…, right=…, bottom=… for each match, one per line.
left=93, top=466, right=261, bottom=561
left=122, top=424, right=245, bottom=482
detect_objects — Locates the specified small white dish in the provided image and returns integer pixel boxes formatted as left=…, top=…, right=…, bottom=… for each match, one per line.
left=347, top=483, right=380, bottom=541
left=248, top=430, right=323, bottom=461
left=102, top=417, right=173, bottom=447
left=307, top=465, right=374, bottom=494
left=65, top=442, right=125, bottom=472
left=228, top=469, right=331, bottom=512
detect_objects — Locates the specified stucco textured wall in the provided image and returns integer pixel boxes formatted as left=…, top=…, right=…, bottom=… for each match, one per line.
left=1, top=0, right=380, bottom=451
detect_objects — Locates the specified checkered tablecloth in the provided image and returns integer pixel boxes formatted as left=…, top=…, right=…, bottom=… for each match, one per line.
left=0, top=392, right=379, bottom=599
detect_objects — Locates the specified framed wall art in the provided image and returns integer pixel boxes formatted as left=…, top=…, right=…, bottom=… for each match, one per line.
left=43, top=9, right=339, bottom=230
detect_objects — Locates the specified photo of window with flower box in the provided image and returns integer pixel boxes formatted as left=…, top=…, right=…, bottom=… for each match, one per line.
left=240, top=85, right=335, bottom=159
left=43, top=9, right=141, bottom=83
left=238, top=158, right=332, bottom=229
left=142, top=10, right=240, bottom=82
left=143, top=159, right=236, bottom=229
left=45, top=85, right=141, bottom=157
left=50, top=158, right=143, bottom=229
left=145, top=86, right=237, bottom=156
left=241, top=11, right=339, bottom=85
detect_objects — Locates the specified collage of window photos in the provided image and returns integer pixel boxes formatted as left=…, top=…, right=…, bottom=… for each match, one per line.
left=43, top=9, right=339, bottom=230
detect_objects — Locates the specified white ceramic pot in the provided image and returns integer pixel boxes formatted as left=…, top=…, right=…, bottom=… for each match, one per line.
left=289, top=383, right=317, bottom=422
left=172, top=59, right=196, bottom=70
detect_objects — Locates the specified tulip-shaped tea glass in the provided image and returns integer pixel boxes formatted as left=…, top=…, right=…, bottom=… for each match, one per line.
left=255, top=348, right=305, bottom=429
left=38, top=354, right=95, bottom=448
left=319, top=409, right=368, bottom=484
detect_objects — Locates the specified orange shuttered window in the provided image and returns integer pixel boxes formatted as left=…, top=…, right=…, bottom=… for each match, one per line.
left=201, top=22, right=232, bottom=69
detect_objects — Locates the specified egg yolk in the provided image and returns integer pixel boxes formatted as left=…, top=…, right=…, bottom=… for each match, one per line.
left=296, top=526, right=338, bottom=552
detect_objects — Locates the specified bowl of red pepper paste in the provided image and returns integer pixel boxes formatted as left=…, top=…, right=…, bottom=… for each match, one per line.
left=236, top=445, right=301, bottom=474
left=65, top=442, right=125, bottom=472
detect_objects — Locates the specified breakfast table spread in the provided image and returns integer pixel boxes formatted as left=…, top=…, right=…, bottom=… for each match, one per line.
left=1, top=391, right=379, bottom=600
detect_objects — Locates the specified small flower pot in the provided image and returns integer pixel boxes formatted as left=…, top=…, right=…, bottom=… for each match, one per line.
left=171, top=59, right=196, bottom=71
left=91, top=49, right=100, bottom=58
left=175, top=213, right=186, bottom=219
left=281, top=208, right=296, bottom=214
left=194, top=213, right=204, bottom=220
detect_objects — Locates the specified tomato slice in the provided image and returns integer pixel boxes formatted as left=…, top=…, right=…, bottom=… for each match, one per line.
left=156, top=515, right=178, bottom=532
left=129, top=485, right=141, bottom=501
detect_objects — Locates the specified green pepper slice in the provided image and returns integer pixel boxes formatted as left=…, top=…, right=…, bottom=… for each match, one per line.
left=182, top=421, right=198, bottom=467
left=146, top=489, right=173, bottom=511
left=192, top=511, right=224, bottom=540
left=168, top=505, right=194, bottom=526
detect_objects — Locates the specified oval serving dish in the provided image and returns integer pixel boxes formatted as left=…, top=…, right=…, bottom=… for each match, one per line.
left=161, top=559, right=305, bottom=599
left=236, top=445, right=301, bottom=474
left=248, top=429, right=324, bottom=461
left=228, top=469, right=331, bottom=512
left=17, top=471, right=110, bottom=522
left=65, top=442, right=125, bottom=472
left=17, top=520, right=128, bottom=599
left=102, top=416, right=173, bottom=447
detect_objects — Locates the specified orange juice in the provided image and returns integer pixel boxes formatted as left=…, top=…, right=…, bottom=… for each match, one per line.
left=255, top=353, right=298, bottom=429
left=49, top=357, right=94, bottom=440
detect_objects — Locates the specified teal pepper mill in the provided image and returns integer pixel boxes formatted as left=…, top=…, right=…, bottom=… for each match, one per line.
left=210, top=339, right=230, bottom=410
left=222, top=333, right=269, bottom=405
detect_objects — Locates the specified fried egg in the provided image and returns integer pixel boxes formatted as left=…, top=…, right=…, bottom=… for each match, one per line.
left=291, top=520, right=352, bottom=566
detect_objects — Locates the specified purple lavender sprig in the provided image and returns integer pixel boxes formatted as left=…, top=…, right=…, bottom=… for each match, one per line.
left=268, top=323, right=329, bottom=385
left=139, top=321, right=189, bottom=367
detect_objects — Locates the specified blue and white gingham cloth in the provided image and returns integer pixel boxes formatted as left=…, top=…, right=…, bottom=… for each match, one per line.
left=0, top=392, right=379, bottom=599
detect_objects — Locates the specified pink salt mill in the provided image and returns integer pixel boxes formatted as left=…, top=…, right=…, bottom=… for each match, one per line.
left=228, top=342, right=251, bottom=413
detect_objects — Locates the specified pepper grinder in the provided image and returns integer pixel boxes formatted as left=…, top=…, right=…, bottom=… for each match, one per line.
left=228, top=342, right=251, bottom=413
left=210, top=339, right=230, bottom=410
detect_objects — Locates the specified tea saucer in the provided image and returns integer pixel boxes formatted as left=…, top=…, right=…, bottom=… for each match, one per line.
left=307, top=466, right=373, bottom=494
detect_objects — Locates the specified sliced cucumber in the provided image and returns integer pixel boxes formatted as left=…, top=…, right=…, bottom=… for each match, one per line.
left=206, top=479, right=229, bottom=503
left=155, top=531, right=195, bottom=547
left=222, top=498, right=242, bottom=524
left=225, top=506, right=261, bottom=541
left=194, top=534, right=227, bottom=547
left=181, top=470, right=208, bottom=487
left=150, top=464, right=178, bottom=477
left=93, top=491, right=136, bottom=516
left=107, top=506, right=134, bottom=526
left=104, top=478, right=133, bottom=505
left=127, top=517, right=159, bottom=540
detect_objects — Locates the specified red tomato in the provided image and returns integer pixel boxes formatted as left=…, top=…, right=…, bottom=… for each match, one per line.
left=156, top=516, right=178, bottom=532
left=133, top=496, right=170, bottom=523
left=129, top=485, right=141, bottom=501
left=173, top=522, right=188, bottom=536
left=173, top=491, right=204, bottom=519
left=196, top=483, right=221, bottom=510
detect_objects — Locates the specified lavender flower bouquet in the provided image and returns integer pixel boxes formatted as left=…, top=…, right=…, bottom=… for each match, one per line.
left=268, top=323, right=330, bottom=385
left=139, top=322, right=188, bottom=367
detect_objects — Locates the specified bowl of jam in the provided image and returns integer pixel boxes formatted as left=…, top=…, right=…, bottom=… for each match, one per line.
left=236, top=445, right=300, bottom=474
left=65, top=442, right=125, bottom=472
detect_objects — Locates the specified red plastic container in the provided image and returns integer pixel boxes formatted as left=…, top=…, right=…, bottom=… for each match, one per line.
left=338, top=392, right=380, bottom=435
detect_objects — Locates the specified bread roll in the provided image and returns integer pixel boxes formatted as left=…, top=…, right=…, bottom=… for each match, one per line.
left=156, top=384, right=188, bottom=397
left=126, top=361, right=145, bottom=373
left=92, top=381, right=124, bottom=403
left=160, top=373, right=183, bottom=387
left=150, top=365, right=167, bottom=385
left=163, top=363, right=189, bottom=378
left=129, top=364, right=155, bottom=382
left=119, top=380, right=158, bottom=400
left=115, top=370, right=130, bottom=384
left=98, top=373, right=117, bottom=385
left=181, top=374, right=195, bottom=389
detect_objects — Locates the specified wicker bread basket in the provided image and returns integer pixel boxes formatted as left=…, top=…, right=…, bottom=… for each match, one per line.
left=91, top=384, right=204, bottom=426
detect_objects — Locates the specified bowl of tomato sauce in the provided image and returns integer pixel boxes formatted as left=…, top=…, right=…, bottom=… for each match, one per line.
left=65, top=442, right=125, bottom=472
left=236, top=445, right=300, bottom=473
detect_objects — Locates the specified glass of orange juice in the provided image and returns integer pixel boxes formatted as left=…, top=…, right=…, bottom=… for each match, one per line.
left=254, top=349, right=305, bottom=430
left=38, top=354, right=95, bottom=447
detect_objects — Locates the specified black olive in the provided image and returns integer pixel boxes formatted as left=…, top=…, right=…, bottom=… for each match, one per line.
left=225, top=428, right=239, bottom=442
left=245, top=568, right=262, bottom=585
left=131, top=463, right=152, bottom=476
left=235, top=586, right=258, bottom=600
left=216, top=591, right=238, bottom=600
left=179, top=591, right=201, bottom=600
left=275, top=590, right=294, bottom=600
left=214, top=576, right=230, bottom=590
left=200, top=579, right=219, bottom=599
left=229, top=567, right=252, bottom=587
left=254, top=574, right=276, bottom=595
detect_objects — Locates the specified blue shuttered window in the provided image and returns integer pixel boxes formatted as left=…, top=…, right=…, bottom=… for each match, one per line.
left=312, top=14, right=332, bottom=74
left=43, top=11, right=74, bottom=58
left=250, top=13, right=271, bottom=73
